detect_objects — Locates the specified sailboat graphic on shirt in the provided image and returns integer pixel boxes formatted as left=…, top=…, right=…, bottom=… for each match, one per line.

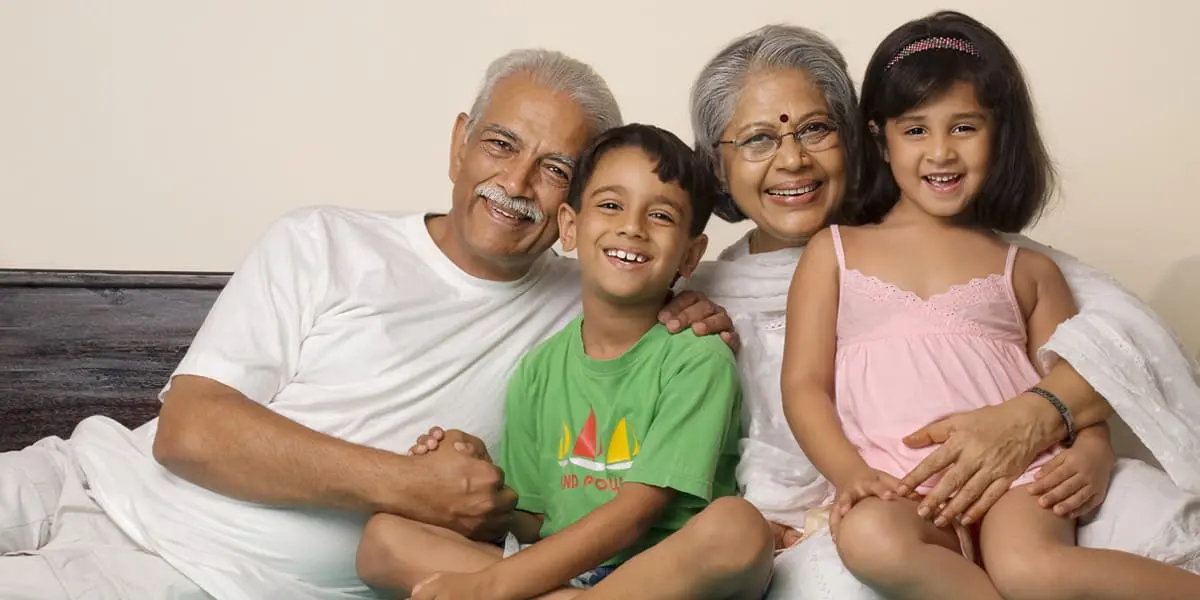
left=558, top=408, right=640, bottom=472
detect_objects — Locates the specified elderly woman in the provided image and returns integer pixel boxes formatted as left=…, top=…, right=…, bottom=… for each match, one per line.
left=683, top=23, right=1200, bottom=599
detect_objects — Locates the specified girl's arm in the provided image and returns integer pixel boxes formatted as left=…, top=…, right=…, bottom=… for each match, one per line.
left=780, top=229, right=871, bottom=489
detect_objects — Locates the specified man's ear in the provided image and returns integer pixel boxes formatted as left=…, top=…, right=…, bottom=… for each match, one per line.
left=557, top=203, right=579, bottom=252
left=868, top=120, right=889, bottom=163
left=676, top=233, right=709, bottom=279
left=449, top=113, right=470, bottom=183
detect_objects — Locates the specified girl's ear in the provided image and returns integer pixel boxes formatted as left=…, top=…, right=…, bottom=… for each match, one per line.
left=868, top=120, right=889, bottom=163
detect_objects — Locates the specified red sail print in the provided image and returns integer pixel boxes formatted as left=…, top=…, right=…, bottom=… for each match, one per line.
left=571, top=409, right=601, bottom=458
left=568, top=409, right=606, bottom=471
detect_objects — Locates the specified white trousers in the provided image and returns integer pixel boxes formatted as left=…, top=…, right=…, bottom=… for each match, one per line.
left=0, top=436, right=212, bottom=600
left=766, top=458, right=1200, bottom=600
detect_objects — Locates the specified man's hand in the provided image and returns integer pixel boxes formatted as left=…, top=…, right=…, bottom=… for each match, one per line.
left=659, top=290, right=740, bottom=351
left=401, top=445, right=516, bottom=541
left=408, top=427, right=491, bottom=461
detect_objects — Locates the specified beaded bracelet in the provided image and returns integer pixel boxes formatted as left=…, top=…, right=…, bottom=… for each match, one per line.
left=1028, top=386, right=1076, bottom=448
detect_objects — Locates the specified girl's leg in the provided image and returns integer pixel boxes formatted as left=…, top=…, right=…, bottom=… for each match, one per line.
left=981, top=484, right=1200, bottom=600
left=835, top=497, right=1002, bottom=600
left=578, top=497, right=774, bottom=600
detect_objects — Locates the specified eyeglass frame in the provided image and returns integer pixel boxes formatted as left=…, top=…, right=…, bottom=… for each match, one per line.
left=714, top=119, right=840, bottom=163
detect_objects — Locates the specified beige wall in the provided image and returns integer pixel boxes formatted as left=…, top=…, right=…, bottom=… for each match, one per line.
left=1, top=1, right=1197, bottom=355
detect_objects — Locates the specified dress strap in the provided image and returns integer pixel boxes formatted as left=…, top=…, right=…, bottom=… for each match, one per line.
left=829, top=225, right=847, bottom=271
left=1004, top=243, right=1019, bottom=279
left=1001, top=243, right=1026, bottom=331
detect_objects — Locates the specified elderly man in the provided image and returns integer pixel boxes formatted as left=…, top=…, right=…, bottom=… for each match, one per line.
left=0, top=49, right=758, bottom=600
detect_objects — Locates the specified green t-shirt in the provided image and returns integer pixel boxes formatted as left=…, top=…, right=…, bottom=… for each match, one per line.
left=497, top=314, right=742, bottom=566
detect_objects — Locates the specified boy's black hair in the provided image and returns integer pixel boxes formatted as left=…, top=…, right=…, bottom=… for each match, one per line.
left=567, top=123, right=717, bottom=237
left=839, top=10, right=1055, bottom=233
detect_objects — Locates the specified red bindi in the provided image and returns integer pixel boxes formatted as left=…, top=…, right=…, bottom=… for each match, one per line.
left=779, top=113, right=789, bottom=123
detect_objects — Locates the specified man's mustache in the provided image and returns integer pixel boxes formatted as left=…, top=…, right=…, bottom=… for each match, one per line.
left=476, top=184, right=545, bottom=224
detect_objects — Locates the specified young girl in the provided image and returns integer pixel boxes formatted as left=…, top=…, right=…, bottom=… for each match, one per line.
left=781, top=10, right=1200, bottom=600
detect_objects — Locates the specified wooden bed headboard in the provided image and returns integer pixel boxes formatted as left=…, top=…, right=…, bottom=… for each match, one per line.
left=0, top=270, right=229, bottom=451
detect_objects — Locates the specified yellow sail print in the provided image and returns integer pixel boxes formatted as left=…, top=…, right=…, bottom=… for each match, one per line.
left=605, top=418, right=640, bottom=470
left=558, top=422, right=571, bottom=466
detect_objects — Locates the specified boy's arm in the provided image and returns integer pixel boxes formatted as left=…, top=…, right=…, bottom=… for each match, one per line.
left=779, top=229, right=872, bottom=489
left=511, top=511, right=545, bottom=544
left=484, top=341, right=741, bottom=599
left=495, top=359, right=548, bottom=529
left=485, top=483, right=674, bottom=599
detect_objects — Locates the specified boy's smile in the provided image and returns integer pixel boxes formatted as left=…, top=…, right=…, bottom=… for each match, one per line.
left=559, top=146, right=707, bottom=307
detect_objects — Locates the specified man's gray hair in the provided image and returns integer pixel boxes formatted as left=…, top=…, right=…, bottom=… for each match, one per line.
left=466, top=49, right=623, bottom=140
left=690, top=25, right=863, bottom=222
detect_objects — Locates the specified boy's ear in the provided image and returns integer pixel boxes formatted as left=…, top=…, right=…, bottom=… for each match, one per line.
left=676, top=233, right=709, bottom=279
left=557, top=203, right=579, bottom=252
left=867, top=120, right=889, bottom=163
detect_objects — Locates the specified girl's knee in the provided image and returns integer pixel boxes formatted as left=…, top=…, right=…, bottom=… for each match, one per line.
left=834, top=499, right=917, bottom=580
left=985, top=544, right=1066, bottom=600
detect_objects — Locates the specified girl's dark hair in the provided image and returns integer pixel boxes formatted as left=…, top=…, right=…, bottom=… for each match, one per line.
left=838, top=10, right=1055, bottom=232
left=567, top=123, right=717, bottom=237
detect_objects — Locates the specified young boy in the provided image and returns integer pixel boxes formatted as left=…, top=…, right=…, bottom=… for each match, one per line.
left=359, top=124, right=772, bottom=599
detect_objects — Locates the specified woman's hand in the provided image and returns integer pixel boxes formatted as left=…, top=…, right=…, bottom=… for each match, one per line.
left=898, top=394, right=1059, bottom=527
left=1026, top=424, right=1115, bottom=520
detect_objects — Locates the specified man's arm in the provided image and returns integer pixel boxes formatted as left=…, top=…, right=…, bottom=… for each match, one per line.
left=155, top=375, right=515, bottom=538
left=154, top=375, right=400, bottom=511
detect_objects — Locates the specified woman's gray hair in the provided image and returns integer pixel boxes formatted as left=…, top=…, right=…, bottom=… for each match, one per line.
left=690, top=25, right=863, bottom=222
left=466, top=49, right=623, bottom=140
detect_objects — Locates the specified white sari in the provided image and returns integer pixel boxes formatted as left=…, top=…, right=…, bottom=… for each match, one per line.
left=685, top=232, right=1200, bottom=599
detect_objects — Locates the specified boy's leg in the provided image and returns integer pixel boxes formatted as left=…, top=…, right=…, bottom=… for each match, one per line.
left=834, top=496, right=1001, bottom=600
left=356, top=513, right=504, bottom=593
left=577, top=497, right=774, bottom=600
left=357, top=514, right=584, bottom=599
left=982, top=485, right=1200, bottom=600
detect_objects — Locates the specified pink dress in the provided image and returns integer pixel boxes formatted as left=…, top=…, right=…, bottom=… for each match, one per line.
left=829, top=225, right=1059, bottom=493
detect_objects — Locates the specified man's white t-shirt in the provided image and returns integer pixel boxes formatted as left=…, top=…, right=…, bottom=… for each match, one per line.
left=69, top=207, right=584, bottom=600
